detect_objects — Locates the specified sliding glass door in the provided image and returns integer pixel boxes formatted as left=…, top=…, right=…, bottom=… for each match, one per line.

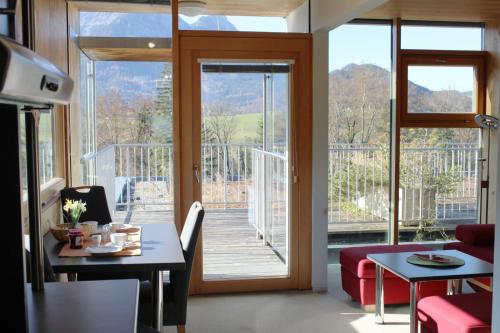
left=200, top=62, right=291, bottom=280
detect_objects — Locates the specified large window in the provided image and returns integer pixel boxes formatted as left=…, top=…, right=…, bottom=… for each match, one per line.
left=19, top=111, right=55, bottom=200
left=328, top=21, right=485, bottom=246
left=78, top=9, right=175, bottom=223
left=80, top=12, right=172, bottom=37
left=179, top=15, right=287, bottom=32
left=328, top=22, right=392, bottom=245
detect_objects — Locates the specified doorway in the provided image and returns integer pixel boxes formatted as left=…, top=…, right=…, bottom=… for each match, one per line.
left=177, top=32, right=312, bottom=294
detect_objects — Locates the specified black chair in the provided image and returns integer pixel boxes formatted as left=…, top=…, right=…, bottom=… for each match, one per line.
left=60, top=186, right=112, bottom=225
left=61, top=185, right=149, bottom=282
left=138, top=202, right=205, bottom=333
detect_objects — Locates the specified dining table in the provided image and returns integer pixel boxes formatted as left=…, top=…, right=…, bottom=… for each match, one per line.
left=28, top=280, right=139, bottom=333
left=44, top=223, right=186, bottom=331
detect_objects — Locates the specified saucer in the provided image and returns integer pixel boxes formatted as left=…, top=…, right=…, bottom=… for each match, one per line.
left=85, top=244, right=123, bottom=256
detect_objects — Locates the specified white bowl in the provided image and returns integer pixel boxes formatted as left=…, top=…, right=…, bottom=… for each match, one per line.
left=110, top=232, right=127, bottom=246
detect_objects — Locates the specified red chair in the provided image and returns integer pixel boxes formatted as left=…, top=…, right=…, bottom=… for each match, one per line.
left=418, top=292, right=492, bottom=333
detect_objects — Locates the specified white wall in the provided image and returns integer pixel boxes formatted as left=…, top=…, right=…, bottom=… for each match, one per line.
left=286, top=1, right=309, bottom=33
left=311, top=30, right=329, bottom=291
left=492, top=105, right=500, bottom=333
left=493, top=191, right=500, bottom=331
left=310, top=0, right=388, bottom=32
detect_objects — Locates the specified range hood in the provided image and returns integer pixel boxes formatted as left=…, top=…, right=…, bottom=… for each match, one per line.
left=0, top=36, right=73, bottom=106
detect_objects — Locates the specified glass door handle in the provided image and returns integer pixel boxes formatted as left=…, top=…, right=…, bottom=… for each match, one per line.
left=193, top=163, right=200, bottom=183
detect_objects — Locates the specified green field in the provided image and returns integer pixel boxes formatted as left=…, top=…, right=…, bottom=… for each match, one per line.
left=205, top=112, right=262, bottom=143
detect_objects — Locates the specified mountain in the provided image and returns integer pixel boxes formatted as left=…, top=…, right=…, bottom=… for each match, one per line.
left=328, top=63, right=473, bottom=144
left=81, top=14, right=472, bottom=139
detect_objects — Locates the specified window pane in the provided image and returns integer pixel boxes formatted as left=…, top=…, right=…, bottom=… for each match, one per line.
left=399, top=128, right=480, bottom=243
left=39, top=113, right=55, bottom=185
left=81, top=61, right=174, bottom=222
left=328, top=23, right=392, bottom=245
left=408, top=66, right=475, bottom=114
left=80, top=12, right=172, bottom=37
left=402, top=25, right=482, bottom=50
left=19, top=111, right=55, bottom=200
left=179, top=15, right=287, bottom=32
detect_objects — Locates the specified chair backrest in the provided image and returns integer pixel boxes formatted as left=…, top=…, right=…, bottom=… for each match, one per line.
left=60, top=186, right=112, bottom=225
left=170, top=202, right=204, bottom=310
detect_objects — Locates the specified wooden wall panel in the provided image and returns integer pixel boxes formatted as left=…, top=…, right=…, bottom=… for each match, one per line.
left=34, top=0, right=68, bottom=71
left=364, top=0, right=500, bottom=22
left=32, top=0, right=69, bottom=226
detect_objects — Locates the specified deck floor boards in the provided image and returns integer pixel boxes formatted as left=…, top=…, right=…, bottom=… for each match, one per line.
left=113, top=208, right=288, bottom=280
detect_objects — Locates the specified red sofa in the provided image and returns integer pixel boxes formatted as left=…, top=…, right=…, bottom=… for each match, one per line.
left=340, top=244, right=447, bottom=306
left=444, top=224, right=494, bottom=290
left=444, top=224, right=495, bottom=264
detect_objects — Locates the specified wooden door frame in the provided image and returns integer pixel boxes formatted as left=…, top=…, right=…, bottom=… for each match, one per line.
left=175, top=30, right=312, bottom=294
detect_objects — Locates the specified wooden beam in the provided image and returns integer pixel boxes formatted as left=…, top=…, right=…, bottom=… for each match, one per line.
left=69, top=1, right=171, bottom=13
left=363, top=0, right=500, bottom=22
left=70, top=0, right=304, bottom=17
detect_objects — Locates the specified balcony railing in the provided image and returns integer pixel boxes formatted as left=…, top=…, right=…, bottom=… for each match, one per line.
left=328, top=143, right=480, bottom=227
left=81, top=142, right=481, bottom=231
left=250, top=148, right=288, bottom=262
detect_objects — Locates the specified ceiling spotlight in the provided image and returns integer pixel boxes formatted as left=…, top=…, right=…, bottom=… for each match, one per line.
left=148, top=42, right=156, bottom=49
left=179, top=0, right=207, bottom=17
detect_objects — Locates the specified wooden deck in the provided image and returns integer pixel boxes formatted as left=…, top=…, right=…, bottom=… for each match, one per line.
left=113, top=208, right=288, bottom=280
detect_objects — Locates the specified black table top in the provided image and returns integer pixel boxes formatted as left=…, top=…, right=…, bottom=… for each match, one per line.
left=28, top=280, right=139, bottom=333
left=367, top=249, right=494, bottom=282
left=45, top=223, right=186, bottom=274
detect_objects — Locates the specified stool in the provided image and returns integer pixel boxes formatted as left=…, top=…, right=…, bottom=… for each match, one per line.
left=340, top=244, right=447, bottom=306
left=418, top=292, right=492, bottom=333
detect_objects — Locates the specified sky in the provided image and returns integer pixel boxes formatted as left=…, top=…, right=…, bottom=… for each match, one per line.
left=329, top=24, right=482, bottom=92
left=181, top=14, right=287, bottom=32
left=81, top=12, right=483, bottom=93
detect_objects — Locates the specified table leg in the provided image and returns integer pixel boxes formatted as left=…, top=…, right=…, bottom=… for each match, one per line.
left=447, top=279, right=453, bottom=295
left=152, top=270, right=164, bottom=331
left=409, top=282, right=417, bottom=333
left=375, top=264, right=384, bottom=324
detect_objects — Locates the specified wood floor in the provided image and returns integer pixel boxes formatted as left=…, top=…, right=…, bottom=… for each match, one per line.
left=113, top=208, right=288, bottom=280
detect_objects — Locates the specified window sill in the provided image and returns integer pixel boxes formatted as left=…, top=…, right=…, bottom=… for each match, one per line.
left=22, top=177, right=65, bottom=215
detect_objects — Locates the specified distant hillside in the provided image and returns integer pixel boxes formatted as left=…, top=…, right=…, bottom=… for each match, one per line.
left=81, top=13, right=472, bottom=144
left=329, top=63, right=472, bottom=144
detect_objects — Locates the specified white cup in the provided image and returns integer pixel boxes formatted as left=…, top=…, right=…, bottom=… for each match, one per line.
left=90, top=234, right=102, bottom=247
left=110, top=233, right=127, bottom=246
left=81, top=221, right=98, bottom=234
left=109, top=222, right=124, bottom=232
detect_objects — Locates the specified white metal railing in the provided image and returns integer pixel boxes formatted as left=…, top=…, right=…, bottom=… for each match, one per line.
left=81, top=142, right=481, bottom=230
left=81, top=145, right=115, bottom=212
left=250, top=148, right=288, bottom=262
left=39, top=142, right=54, bottom=185
left=328, top=143, right=481, bottom=225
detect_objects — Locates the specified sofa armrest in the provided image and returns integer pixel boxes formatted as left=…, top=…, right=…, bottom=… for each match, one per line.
left=456, top=224, right=495, bottom=246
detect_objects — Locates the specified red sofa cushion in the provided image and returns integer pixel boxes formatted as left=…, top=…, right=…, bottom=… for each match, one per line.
left=340, top=244, right=430, bottom=279
left=444, top=241, right=494, bottom=263
left=418, top=292, right=492, bottom=333
left=456, top=224, right=495, bottom=246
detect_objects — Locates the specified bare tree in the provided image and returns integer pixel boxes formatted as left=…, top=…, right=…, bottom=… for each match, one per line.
left=202, top=102, right=237, bottom=180
left=96, top=89, right=137, bottom=147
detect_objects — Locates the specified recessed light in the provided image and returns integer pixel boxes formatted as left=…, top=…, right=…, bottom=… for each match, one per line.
left=179, top=0, right=207, bottom=17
